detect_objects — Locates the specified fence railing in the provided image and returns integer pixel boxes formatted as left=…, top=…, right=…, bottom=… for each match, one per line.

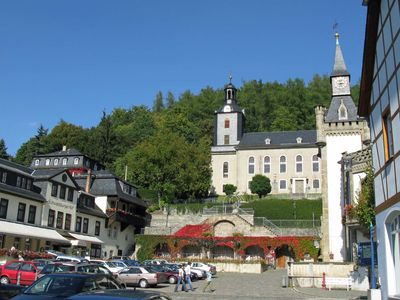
left=267, top=219, right=321, bottom=228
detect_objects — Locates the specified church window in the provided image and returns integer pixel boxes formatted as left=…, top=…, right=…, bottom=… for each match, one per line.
left=264, top=156, right=271, bottom=174
left=223, top=162, right=229, bottom=178
left=312, top=155, right=320, bottom=172
left=227, top=90, right=232, bottom=99
left=73, top=157, right=80, bottom=165
left=62, top=158, right=68, bottom=165
left=338, top=105, right=348, bottom=120
left=248, top=157, right=255, bottom=174
left=224, top=135, right=230, bottom=145
left=279, top=156, right=286, bottom=173
left=279, top=180, right=287, bottom=190
left=295, top=155, right=303, bottom=173
left=224, top=119, right=230, bottom=128
left=45, top=159, right=50, bottom=166
left=34, top=159, right=40, bottom=166
left=313, top=179, right=320, bottom=189
left=382, top=112, right=394, bottom=162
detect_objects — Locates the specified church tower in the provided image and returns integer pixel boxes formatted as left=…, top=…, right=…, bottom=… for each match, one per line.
left=316, top=33, right=370, bottom=262
left=213, top=77, right=245, bottom=146
left=210, top=77, right=245, bottom=195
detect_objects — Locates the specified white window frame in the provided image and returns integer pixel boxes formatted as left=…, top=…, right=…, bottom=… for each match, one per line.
left=34, top=159, right=40, bottom=166
left=263, top=156, right=271, bottom=174
left=279, top=156, right=287, bottom=174
left=45, top=159, right=50, bottom=166
left=312, top=155, right=320, bottom=172
left=62, top=158, right=68, bottom=165
left=223, top=162, right=229, bottom=178
left=295, top=155, right=303, bottom=173
left=73, top=157, right=79, bottom=165
left=54, top=158, right=59, bottom=166
left=248, top=156, right=255, bottom=174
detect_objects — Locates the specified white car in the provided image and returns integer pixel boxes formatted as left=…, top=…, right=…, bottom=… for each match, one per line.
left=90, top=260, right=125, bottom=274
left=190, top=262, right=217, bottom=275
left=187, top=266, right=206, bottom=279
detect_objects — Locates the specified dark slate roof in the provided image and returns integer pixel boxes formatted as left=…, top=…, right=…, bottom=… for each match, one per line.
left=75, top=171, right=147, bottom=208
left=325, top=95, right=359, bottom=122
left=0, top=158, right=33, bottom=175
left=31, top=168, right=67, bottom=180
left=77, top=204, right=107, bottom=218
left=237, top=130, right=317, bottom=149
left=0, top=182, right=45, bottom=202
left=331, top=41, right=350, bottom=77
left=35, top=148, right=84, bottom=157
left=216, top=103, right=244, bottom=114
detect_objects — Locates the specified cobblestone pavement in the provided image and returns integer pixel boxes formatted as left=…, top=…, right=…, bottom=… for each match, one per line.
left=138, top=269, right=368, bottom=300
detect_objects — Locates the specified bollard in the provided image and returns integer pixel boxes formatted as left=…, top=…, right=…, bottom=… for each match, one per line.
left=16, top=272, right=21, bottom=285
left=322, top=272, right=326, bottom=289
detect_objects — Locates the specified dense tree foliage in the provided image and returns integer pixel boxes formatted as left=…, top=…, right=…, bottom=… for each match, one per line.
left=223, top=184, right=237, bottom=196
left=249, top=174, right=272, bottom=198
left=0, top=139, right=9, bottom=160
left=10, top=75, right=359, bottom=202
left=355, top=166, right=375, bottom=228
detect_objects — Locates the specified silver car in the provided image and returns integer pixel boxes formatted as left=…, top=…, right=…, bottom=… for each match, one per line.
left=117, top=267, right=164, bottom=288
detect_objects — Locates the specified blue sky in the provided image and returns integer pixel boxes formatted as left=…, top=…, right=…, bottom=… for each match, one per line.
left=0, top=1, right=367, bottom=156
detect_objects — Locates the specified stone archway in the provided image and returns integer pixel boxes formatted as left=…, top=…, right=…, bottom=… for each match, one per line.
left=181, top=245, right=202, bottom=259
left=211, top=245, right=234, bottom=259
left=154, top=242, right=171, bottom=259
left=213, top=220, right=236, bottom=237
left=244, top=245, right=264, bottom=260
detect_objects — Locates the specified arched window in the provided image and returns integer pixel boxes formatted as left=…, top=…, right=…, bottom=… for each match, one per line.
left=62, top=158, right=68, bottom=166
left=227, top=90, right=232, bottom=99
left=54, top=158, right=59, bottom=166
left=338, top=104, right=348, bottom=120
left=312, top=155, right=320, bottom=172
left=248, top=157, right=255, bottom=174
left=73, top=157, right=79, bottom=165
left=279, top=156, right=286, bottom=173
left=264, top=156, right=271, bottom=174
left=224, top=119, right=230, bottom=128
left=223, top=162, right=229, bottom=178
left=295, top=155, right=303, bottom=173
left=34, top=159, right=40, bottom=166
left=45, top=159, right=50, bottom=166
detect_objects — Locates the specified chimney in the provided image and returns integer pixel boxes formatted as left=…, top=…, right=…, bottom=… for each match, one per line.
left=85, top=169, right=92, bottom=193
left=62, top=145, right=67, bottom=151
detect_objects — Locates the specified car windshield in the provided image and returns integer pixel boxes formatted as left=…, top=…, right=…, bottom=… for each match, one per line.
left=24, top=276, right=84, bottom=296
left=105, top=262, right=117, bottom=268
left=41, top=264, right=75, bottom=274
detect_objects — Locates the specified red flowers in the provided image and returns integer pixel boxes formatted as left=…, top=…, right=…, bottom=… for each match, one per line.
left=174, top=224, right=212, bottom=237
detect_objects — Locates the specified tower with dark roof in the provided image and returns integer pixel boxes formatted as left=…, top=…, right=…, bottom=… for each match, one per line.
left=316, top=33, right=370, bottom=262
left=213, top=78, right=245, bottom=147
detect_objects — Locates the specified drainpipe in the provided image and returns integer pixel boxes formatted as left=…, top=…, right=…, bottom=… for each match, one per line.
left=85, top=169, right=92, bottom=193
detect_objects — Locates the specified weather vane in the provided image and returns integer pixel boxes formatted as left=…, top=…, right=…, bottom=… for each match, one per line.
left=229, top=74, right=232, bottom=84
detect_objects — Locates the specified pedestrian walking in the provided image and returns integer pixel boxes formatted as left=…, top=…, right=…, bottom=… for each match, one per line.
left=203, top=270, right=214, bottom=293
left=184, top=262, right=194, bottom=291
left=174, top=264, right=187, bottom=292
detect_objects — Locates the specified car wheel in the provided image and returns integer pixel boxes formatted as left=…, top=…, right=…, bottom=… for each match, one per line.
left=0, top=276, right=9, bottom=284
left=192, top=273, right=198, bottom=280
left=168, top=276, right=177, bottom=284
left=139, top=279, right=148, bottom=288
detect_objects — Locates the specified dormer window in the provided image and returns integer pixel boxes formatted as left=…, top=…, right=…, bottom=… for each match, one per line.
left=296, top=137, right=302, bottom=144
left=62, top=158, right=67, bottom=165
left=73, top=157, right=79, bottom=165
left=265, top=138, right=271, bottom=145
left=34, top=159, right=40, bottom=166
left=338, top=100, right=348, bottom=120
left=223, top=105, right=231, bottom=112
left=54, top=158, right=59, bottom=166
left=45, top=159, right=50, bottom=166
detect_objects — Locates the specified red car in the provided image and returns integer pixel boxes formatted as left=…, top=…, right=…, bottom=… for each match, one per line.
left=0, top=260, right=39, bottom=285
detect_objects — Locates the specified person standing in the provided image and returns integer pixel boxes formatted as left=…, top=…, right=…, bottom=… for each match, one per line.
left=174, top=264, right=187, bottom=292
left=184, top=263, right=194, bottom=291
left=203, top=270, right=214, bottom=293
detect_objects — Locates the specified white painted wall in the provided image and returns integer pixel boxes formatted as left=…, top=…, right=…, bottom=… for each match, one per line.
left=326, top=134, right=362, bottom=262
left=0, top=192, right=43, bottom=226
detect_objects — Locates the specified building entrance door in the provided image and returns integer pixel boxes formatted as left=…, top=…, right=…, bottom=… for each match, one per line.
left=294, top=180, right=304, bottom=194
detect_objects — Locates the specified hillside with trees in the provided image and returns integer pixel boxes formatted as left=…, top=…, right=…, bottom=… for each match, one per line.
left=4, top=75, right=359, bottom=203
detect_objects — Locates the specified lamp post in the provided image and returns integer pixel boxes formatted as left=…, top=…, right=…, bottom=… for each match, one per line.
left=370, top=222, right=376, bottom=289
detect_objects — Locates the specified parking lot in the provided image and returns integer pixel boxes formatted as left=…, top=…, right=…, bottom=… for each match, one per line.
left=140, top=269, right=368, bottom=300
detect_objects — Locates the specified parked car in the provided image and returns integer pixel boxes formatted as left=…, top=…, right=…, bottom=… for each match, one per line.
left=11, top=273, right=124, bottom=300
left=0, top=261, right=40, bottom=286
left=163, top=264, right=198, bottom=281
left=190, top=262, right=217, bottom=275
left=55, top=255, right=88, bottom=263
left=31, top=259, right=53, bottom=272
left=145, top=265, right=178, bottom=284
left=0, top=283, right=25, bottom=300
left=67, top=289, right=172, bottom=300
left=88, top=261, right=124, bottom=275
left=39, top=262, right=113, bottom=278
left=116, top=267, right=165, bottom=288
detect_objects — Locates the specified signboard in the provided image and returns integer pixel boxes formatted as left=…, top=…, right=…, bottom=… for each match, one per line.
left=357, top=242, right=377, bottom=266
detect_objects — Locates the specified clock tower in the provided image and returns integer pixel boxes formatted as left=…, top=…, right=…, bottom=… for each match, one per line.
left=331, top=33, right=351, bottom=97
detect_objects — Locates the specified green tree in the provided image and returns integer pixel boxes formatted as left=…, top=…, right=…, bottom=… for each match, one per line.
left=355, top=166, right=375, bottom=228
left=14, top=125, right=49, bottom=166
left=223, top=184, right=237, bottom=196
left=0, top=139, right=9, bottom=160
left=93, top=111, right=118, bottom=167
left=249, top=174, right=271, bottom=198
left=166, top=91, right=175, bottom=108
left=153, top=91, right=164, bottom=113
left=46, top=120, right=87, bottom=152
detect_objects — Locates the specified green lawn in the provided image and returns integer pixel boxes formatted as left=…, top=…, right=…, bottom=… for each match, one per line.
left=241, top=198, right=322, bottom=220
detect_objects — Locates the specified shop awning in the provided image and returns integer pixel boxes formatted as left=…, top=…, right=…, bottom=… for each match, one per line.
left=0, top=220, right=71, bottom=244
left=68, top=233, right=104, bottom=247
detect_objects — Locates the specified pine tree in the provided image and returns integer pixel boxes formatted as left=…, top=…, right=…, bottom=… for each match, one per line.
left=0, top=139, right=9, bottom=160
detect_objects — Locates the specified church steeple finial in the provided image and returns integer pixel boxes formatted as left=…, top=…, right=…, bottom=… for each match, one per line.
left=331, top=31, right=350, bottom=77
left=229, top=74, right=232, bottom=84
